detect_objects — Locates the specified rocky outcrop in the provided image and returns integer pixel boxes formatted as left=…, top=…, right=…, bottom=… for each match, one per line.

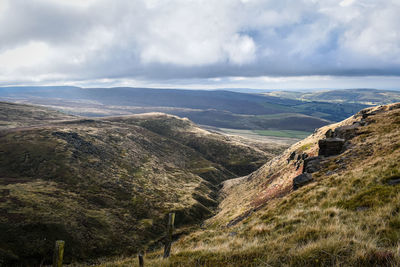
left=287, top=151, right=296, bottom=162
left=304, top=156, right=323, bottom=173
left=334, top=122, right=363, bottom=140
left=291, top=109, right=375, bottom=189
left=318, top=138, right=345, bottom=157
left=293, top=173, right=313, bottom=190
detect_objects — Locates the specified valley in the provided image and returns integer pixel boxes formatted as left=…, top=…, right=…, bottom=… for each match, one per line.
left=1, top=0, right=399, bottom=265
left=1, top=100, right=400, bottom=266
left=95, top=103, right=400, bottom=266
left=0, top=102, right=285, bottom=265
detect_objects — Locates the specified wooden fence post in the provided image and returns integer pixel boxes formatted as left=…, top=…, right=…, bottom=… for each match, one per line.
left=163, top=212, right=175, bottom=258
left=53, top=240, right=65, bottom=267
left=138, top=250, right=144, bottom=267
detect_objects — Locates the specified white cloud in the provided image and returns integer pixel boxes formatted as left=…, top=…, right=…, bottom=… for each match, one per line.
left=341, top=4, right=400, bottom=64
left=0, top=41, right=51, bottom=70
left=57, top=0, right=98, bottom=8
left=224, top=34, right=256, bottom=64
left=0, top=0, right=399, bottom=86
left=340, top=0, right=356, bottom=7
left=137, top=0, right=254, bottom=66
left=0, top=0, right=8, bottom=15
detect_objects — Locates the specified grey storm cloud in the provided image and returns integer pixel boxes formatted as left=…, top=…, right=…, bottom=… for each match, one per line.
left=0, top=0, right=399, bottom=85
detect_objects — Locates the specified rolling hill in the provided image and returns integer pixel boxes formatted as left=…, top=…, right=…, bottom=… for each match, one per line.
left=265, top=88, right=400, bottom=105
left=0, top=102, right=286, bottom=265
left=0, top=86, right=369, bottom=131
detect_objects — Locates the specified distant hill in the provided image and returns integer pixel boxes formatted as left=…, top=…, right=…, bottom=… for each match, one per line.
left=265, top=88, right=400, bottom=105
left=0, top=102, right=285, bottom=265
left=0, top=86, right=370, bottom=131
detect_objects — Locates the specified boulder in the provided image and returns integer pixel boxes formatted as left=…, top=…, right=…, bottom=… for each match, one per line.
left=325, top=129, right=334, bottom=138
left=334, top=123, right=361, bottom=140
left=318, top=138, right=345, bottom=157
left=388, top=178, right=400, bottom=186
left=303, top=156, right=323, bottom=173
left=293, top=173, right=313, bottom=190
left=287, top=151, right=296, bottom=162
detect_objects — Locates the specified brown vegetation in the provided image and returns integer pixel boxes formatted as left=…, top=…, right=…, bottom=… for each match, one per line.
left=99, top=103, right=400, bottom=266
left=0, top=103, right=283, bottom=265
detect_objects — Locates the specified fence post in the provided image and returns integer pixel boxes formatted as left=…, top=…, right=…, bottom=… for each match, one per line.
left=52, top=240, right=65, bottom=267
left=138, top=250, right=144, bottom=267
left=163, top=212, right=175, bottom=258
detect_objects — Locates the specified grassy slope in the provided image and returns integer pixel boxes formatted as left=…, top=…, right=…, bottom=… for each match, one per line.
left=0, top=103, right=283, bottom=265
left=105, top=103, right=400, bottom=266
left=0, top=101, right=76, bottom=129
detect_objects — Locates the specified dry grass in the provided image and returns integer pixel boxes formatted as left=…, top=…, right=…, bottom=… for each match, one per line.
left=1, top=102, right=283, bottom=265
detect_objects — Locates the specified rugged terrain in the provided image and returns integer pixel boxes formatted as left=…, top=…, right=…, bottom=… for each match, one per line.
left=0, top=102, right=285, bottom=265
left=102, top=103, right=400, bottom=266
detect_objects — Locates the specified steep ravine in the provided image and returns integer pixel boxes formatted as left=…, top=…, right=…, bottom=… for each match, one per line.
left=111, top=103, right=400, bottom=267
left=0, top=102, right=285, bottom=266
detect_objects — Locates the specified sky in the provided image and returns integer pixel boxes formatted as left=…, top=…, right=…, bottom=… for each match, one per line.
left=0, top=0, right=399, bottom=90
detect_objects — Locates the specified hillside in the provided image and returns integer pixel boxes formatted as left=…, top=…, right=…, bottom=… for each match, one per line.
left=104, top=103, right=400, bottom=266
left=0, top=102, right=285, bottom=265
left=0, top=101, right=76, bottom=129
left=266, top=88, right=400, bottom=105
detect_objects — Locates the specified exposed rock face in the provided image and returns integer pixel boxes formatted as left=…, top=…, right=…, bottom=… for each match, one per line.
left=293, top=173, right=313, bottom=190
left=318, top=138, right=345, bottom=157
left=291, top=113, right=370, bottom=190
left=304, top=156, right=323, bottom=173
left=334, top=123, right=361, bottom=140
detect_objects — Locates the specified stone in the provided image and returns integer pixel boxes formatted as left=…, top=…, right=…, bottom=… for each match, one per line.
left=303, top=156, right=322, bottom=173
left=229, top=232, right=238, bottom=237
left=334, top=124, right=360, bottom=140
left=287, top=151, right=296, bottom=162
left=293, top=173, right=313, bottom=190
left=388, top=178, right=400, bottom=186
left=318, top=138, right=345, bottom=157
left=356, top=206, right=369, bottom=211
left=325, top=129, right=334, bottom=138
left=296, top=162, right=301, bottom=170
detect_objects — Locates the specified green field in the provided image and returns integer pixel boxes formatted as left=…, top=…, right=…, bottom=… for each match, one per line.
left=253, top=129, right=312, bottom=139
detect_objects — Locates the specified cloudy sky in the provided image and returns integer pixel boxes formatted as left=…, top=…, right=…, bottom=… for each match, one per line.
left=0, top=0, right=399, bottom=90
